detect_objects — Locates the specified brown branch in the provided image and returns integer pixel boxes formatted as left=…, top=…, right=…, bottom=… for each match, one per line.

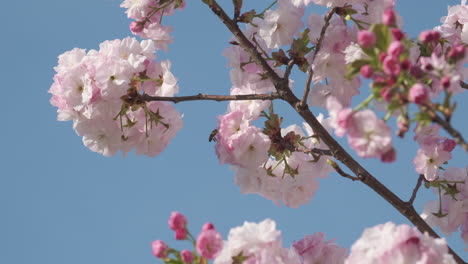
left=141, top=93, right=281, bottom=103
left=204, top=1, right=466, bottom=263
left=408, top=175, right=425, bottom=205
left=327, top=159, right=361, bottom=181
left=300, top=8, right=336, bottom=107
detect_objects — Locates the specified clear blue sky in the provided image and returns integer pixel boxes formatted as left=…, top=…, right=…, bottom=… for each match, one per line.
left=1, top=0, right=467, bottom=263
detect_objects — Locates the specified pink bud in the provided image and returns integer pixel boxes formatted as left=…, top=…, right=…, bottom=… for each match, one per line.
left=175, top=228, right=188, bottom=240
left=152, top=240, right=169, bottom=258
left=442, top=139, right=456, bottom=152
left=129, top=21, right=144, bottom=33
left=382, top=8, right=397, bottom=26
left=388, top=41, right=404, bottom=57
left=168, top=211, right=187, bottom=231
left=419, top=30, right=441, bottom=43
left=391, top=28, right=404, bottom=41
left=380, top=87, right=393, bottom=102
left=441, top=76, right=451, bottom=89
left=202, top=222, right=215, bottom=231
left=196, top=229, right=223, bottom=259
left=401, top=59, right=411, bottom=70
left=410, top=66, right=424, bottom=78
left=408, top=83, right=429, bottom=104
left=380, top=148, right=396, bottom=163
left=383, top=56, right=401, bottom=76
left=358, top=30, right=376, bottom=48
left=181, top=250, right=194, bottom=263
left=360, top=65, right=373, bottom=78
left=379, top=52, right=388, bottom=62
left=419, top=30, right=433, bottom=43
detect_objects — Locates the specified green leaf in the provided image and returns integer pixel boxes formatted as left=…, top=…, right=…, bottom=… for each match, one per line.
left=372, top=24, right=391, bottom=52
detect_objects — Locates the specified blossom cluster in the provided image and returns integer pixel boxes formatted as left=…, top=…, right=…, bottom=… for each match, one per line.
left=152, top=212, right=223, bottom=263
left=153, top=213, right=457, bottom=264
left=214, top=11, right=334, bottom=208
left=346, top=222, right=456, bottom=263
left=49, top=37, right=182, bottom=157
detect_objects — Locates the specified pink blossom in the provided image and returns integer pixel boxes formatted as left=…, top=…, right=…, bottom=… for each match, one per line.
left=387, top=41, right=404, bottom=57
left=181, top=250, right=194, bottom=263
left=360, top=65, right=373, bottom=78
left=347, top=110, right=393, bottom=159
left=129, top=21, right=143, bottom=33
left=175, top=228, right=188, bottom=240
left=383, top=56, right=401, bottom=76
left=214, top=219, right=301, bottom=264
left=357, top=30, right=376, bottom=48
left=168, top=211, right=187, bottom=231
left=345, top=222, right=456, bottom=264
left=380, top=147, right=396, bottom=163
left=293, top=233, right=347, bottom=264
left=196, top=228, right=223, bottom=259
left=391, top=28, right=404, bottom=41
left=151, top=240, right=169, bottom=258
left=202, top=222, right=215, bottom=231
left=413, top=144, right=451, bottom=181
left=382, top=8, right=397, bottom=26
left=442, top=139, right=457, bottom=152
left=408, top=83, right=429, bottom=104
left=258, top=0, right=304, bottom=49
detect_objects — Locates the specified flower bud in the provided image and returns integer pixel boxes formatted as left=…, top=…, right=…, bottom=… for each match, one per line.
left=388, top=41, right=404, bottom=57
left=202, top=222, right=215, bottom=231
left=360, top=65, right=373, bottom=78
left=129, top=21, right=144, bottom=33
left=442, top=139, right=456, bottom=152
left=408, top=83, right=429, bottom=104
left=181, top=249, right=194, bottom=263
left=168, top=211, right=187, bottom=231
left=175, top=228, right=188, bottom=240
left=152, top=240, right=169, bottom=258
left=358, top=30, right=376, bottom=48
left=391, top=28, right=404, bottom=41
left=441, top=76, right=451, bottom=89
left=382, top=8, right=396, bottom=26
left=380, top=148, right=396, bottom=163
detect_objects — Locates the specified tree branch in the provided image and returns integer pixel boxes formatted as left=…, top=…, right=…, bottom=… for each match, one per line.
left=141, top=93, right=281, bottom=103
left=300, top=7, right=336, bottom=107
left=408, top=174, right=425, bottom=205
left=204, top=1, right=466, bottom=263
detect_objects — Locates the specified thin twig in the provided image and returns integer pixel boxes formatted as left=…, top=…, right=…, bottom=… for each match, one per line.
left=204, top=1, right=466, bottom=263
left=300, top=8, right=336, bottom=107
left=307, top=148, right=332, bottom=156
left=422, top=104, right=468, bottom=152
left=283, top=59, right=295, bottom=80
left=408, top=175, right=425, bottom=205
left=141, top=92, right=282, bottom=103
left=327, top=159, right=361, bottom=181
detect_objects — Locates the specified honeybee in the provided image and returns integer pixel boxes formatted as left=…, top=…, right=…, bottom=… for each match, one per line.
left=209, top=129, right=218, bottom=142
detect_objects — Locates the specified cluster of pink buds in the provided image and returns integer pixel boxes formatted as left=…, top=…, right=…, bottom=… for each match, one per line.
left=151, top=212, right=223, bottom=264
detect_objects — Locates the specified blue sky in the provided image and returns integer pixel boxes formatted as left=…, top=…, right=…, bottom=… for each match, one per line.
left=1, top=0, right=467, bottom=263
